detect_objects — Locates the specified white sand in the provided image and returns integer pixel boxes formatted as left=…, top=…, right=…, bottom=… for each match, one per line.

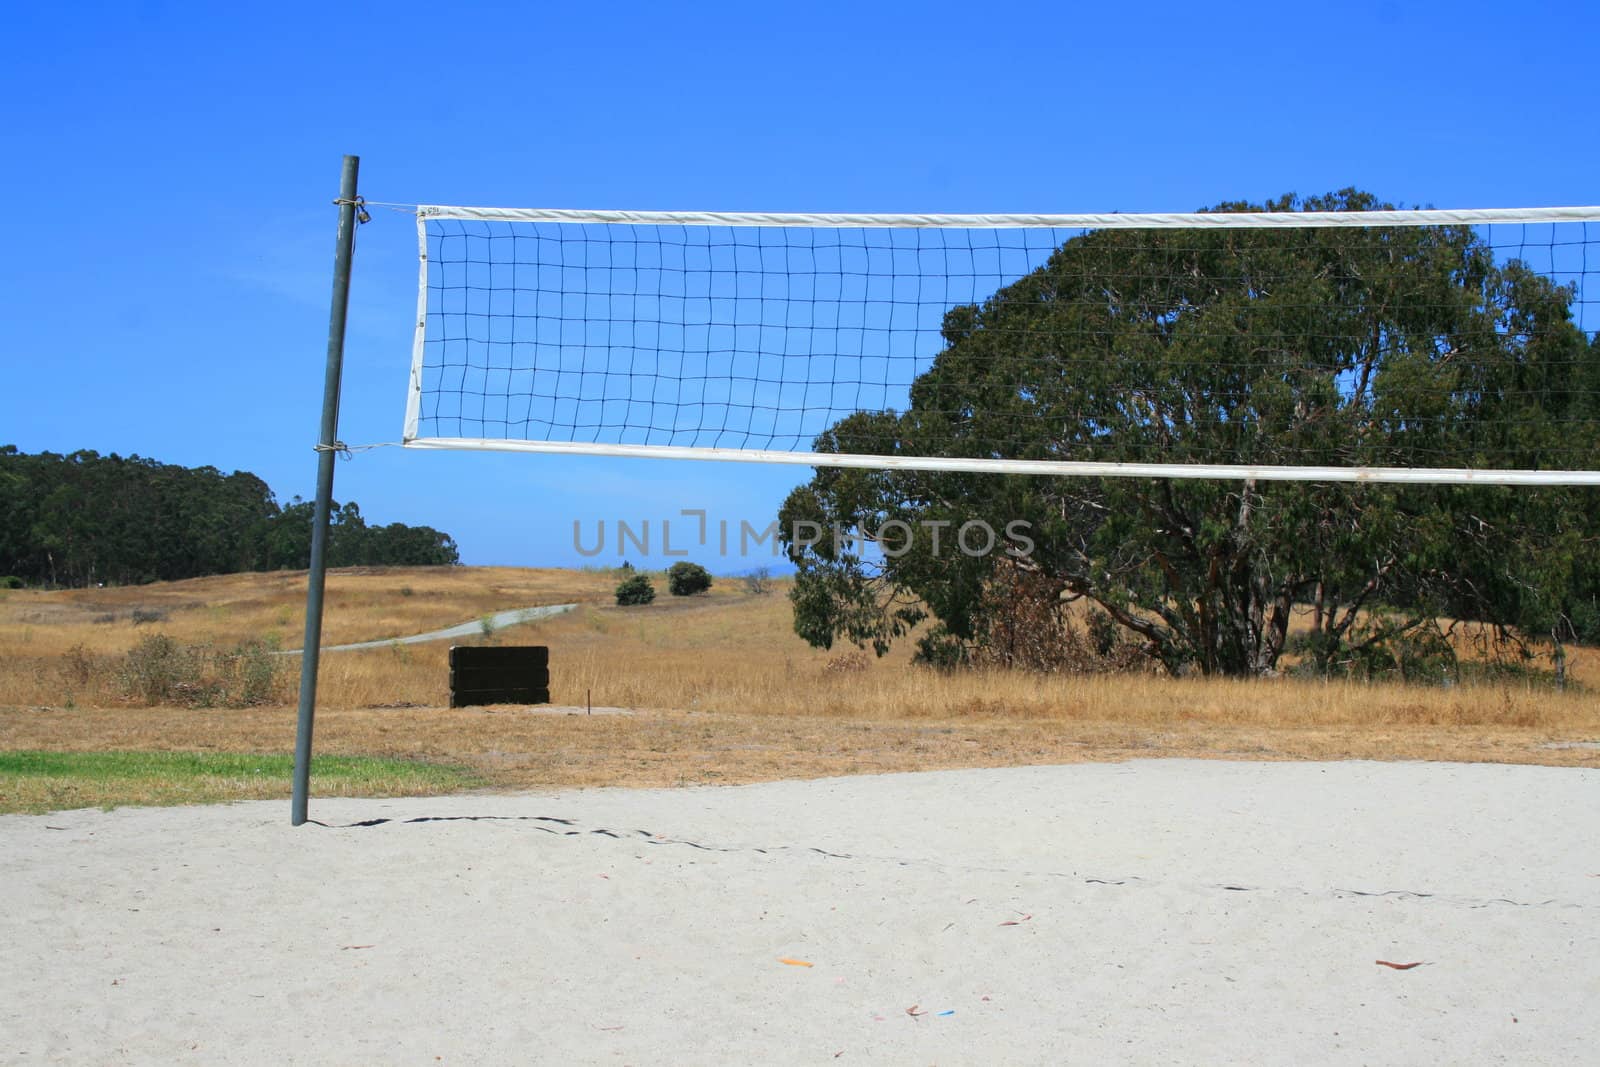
left=3, top=760, right=1596, bottom=1064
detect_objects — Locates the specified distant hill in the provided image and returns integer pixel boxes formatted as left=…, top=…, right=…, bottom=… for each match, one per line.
left=0, top=446, right=458, bottom=587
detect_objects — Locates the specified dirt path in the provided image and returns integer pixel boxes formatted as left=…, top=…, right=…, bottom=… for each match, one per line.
left=280, top=603, right=577, bottom=654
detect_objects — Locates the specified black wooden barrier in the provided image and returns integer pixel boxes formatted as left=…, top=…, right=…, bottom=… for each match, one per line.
left=449, top=645, right=550, bottom=707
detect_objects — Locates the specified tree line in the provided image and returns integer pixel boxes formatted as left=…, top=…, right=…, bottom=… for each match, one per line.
left=781, top=190, right=1600, bottom=679
left=0, top=447, right=459, bottom=587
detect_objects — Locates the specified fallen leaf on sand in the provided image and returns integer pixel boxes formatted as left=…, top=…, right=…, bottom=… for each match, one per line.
left=341, top=945, right=375, bottom=951
left=906, top=1005, right=926, bottom=1017
left=999, top=914, right=1033, bottom=927
left=1375, top=960, right=1424, bottom=970
left=778, top=957, right=814, bottom=967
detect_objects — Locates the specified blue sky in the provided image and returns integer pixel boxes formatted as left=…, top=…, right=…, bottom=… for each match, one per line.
left=4, top=0, right=1596, bottom=571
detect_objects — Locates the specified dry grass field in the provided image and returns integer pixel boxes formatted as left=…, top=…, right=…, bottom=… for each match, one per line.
left=2, top=564, right=1598, bottom=813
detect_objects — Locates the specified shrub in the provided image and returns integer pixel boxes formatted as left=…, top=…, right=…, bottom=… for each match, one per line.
left=0, top=576, right=23, bottom=589
left=213, top=640, right=282, bottom=705
left=615, top=573, right=656, bottom=606
left=741, top=567, right=773, bottom=595
left=117, top=634, right=285, bottom=707
left=667, top=561, right=713, bottom=597
left=61, top=643, right=102, bottom=687
left=118, top=634, right=206, bottom=705
left=130, top=607, right=169, bottom=626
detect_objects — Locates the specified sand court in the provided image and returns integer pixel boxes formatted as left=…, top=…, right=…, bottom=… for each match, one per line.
left=4, top=759, right=1596, bottom=1064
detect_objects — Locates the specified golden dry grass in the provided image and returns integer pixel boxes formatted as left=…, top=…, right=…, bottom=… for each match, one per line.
left=2, top=565, right=1597, bottom=814
left=0, top=565, right=619, bottom=654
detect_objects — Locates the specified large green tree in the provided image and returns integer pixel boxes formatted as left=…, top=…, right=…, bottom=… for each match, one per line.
left=781, top=191, right=1600, bottom=677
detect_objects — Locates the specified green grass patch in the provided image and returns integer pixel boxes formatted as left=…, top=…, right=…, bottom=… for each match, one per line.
left=0, top=750, right=484, bottom=815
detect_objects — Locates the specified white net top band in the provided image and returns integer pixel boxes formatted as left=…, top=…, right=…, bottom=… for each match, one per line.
left=417, top=204, right=1600, bottom=230
left=402, top=438, right=1600, bottom=486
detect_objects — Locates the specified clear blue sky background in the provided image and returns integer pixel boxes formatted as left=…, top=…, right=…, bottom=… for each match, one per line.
left=4, top=0, right=1596, bottom=571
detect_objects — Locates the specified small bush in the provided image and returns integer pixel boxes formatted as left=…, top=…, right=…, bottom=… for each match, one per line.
left=117, top=634, right=285, bottom=707
left=0, top=576, right=23, bottom=589
left=742, top=567, right=773, bottom=595
left=61, top=643, right=102, bottom=687
left=667, top=561, right=713, bottom=597
left=213, top=640, right=282, bottom=706
left=93, top=613, right=118, bottom=624
left=119, top=634, right=206, bottom=705
left=615, top=573, right=656, bottom=606
left=130, top=607, right=169, bottom=626
left=399, top=585, right=415, bottom=597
